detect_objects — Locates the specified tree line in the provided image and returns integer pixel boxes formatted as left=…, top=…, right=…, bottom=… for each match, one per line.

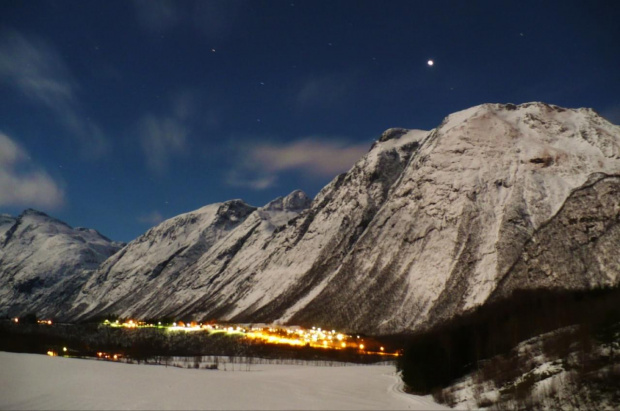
left=396, top=285, right=620, bottom=393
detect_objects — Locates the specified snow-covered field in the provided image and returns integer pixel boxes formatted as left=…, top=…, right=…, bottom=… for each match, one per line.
left=0, top=352, right=447, bottom=410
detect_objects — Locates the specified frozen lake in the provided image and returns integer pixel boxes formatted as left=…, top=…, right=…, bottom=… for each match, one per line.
left=0, top=351, right=447, bottom=410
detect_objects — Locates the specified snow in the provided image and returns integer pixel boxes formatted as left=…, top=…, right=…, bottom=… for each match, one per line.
left=0, top=210, right=122, bottom=319
left=0, top=352, right=448, bottom=410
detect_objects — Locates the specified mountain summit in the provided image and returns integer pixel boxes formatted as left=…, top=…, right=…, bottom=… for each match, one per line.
left=0, top=209, right=123, bottom=318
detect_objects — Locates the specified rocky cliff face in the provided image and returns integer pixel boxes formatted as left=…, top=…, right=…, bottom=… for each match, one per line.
left=12, top=102, right=620, bottom=335
left=0, top=210, right=123, bottom=319
left=491, top=173, right=620, bottom=297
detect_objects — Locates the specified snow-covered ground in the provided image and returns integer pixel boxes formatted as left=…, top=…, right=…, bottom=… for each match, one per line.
left=0, top=352, right=448, bottom=410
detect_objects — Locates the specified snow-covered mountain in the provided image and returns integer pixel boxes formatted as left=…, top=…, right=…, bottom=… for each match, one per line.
left=70, top=190, right=313, bottom=320
left=0, top=209, right=123, bottom=319
left=10, top=102, right=620, bottom=334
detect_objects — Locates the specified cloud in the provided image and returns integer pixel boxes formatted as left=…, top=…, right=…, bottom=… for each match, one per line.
left=132, top=0, right=180, bottom=31
left=171, top=89, right=195, bottom=120
left=138, top=114, right=188, bottom=173
left=296, top=73, right=357, bottom=109
left=0, top=31, right=75, bottom=107
left=138, top=210, right=164, bottom=226
left=191, top=1, right=242, bottom=39
left=0, top=132, right=64, bottom=208
left=132, top=0, right=241, bottom=37
left=249, top=139, right=369, bottom=176
left=0, top=30, right=108, bottom=156
left=227, top=138, right=368, bottom=190
left=225, top=171, right=277, bottom=190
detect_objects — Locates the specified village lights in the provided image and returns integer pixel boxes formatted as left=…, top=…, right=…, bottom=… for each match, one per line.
left=98, top=318, right=401, bottom=356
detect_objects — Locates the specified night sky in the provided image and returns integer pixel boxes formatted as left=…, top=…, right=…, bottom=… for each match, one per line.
left=1, top=1, right=619, bottom=242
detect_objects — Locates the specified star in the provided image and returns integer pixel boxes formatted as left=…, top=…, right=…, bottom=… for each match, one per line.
left=427, top=59, right=434, bottom=67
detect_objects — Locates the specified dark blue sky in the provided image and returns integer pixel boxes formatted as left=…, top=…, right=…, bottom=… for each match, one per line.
left=1, top=0, right=619, bottom=242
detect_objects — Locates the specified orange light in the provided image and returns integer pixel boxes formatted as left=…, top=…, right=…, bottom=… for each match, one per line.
left=113, top=354, right=118, bottom=360
left=341, top=342, right=346, bottom=348
left=13, top=318, right=18, bottom=323
left=380, top=346, right=384, bottom=351
left=47, top=350, right=56, bottom=356
left=359, top=344, right=365, bottom=350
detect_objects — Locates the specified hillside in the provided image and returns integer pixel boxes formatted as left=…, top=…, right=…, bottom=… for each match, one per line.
left=0, top=210, right=123, bottom=319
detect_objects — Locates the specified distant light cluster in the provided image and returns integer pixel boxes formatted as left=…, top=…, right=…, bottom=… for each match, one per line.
left=100, top=319, right=397, bottom=355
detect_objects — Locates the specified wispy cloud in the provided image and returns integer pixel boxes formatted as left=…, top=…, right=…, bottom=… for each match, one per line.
left=137, top=210, right=164, bottom=226
left=250, top=139, right=368, bottom=176
left=138, top=114, right=188, bottom=173
left=296, top=72, right=358, bottom=109
left=225, top=171, right=277, bottom=190
left=227, top=138, right=368, bottom=190
left=132, top=0, right=241, bottom=37
left=191, top=1, right=242, bottom=39
left=0, top=30, right=108, bottom=156
left=0, top=132, right=64, bottom=209
left=132, top=0, right=180, bottom=31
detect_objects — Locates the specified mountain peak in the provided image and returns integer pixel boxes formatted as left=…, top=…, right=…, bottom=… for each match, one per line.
left=264, top=190, right=311, bottom=212
left=216, top=199, right=257, bottom=218
left=21, top=208, right=50, bottom=218
left=378, top=128, right=410, bottom=143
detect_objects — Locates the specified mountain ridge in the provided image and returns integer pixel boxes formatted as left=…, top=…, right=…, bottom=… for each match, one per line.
left=2, top=102, right=620, bottom=335
left=0, top=209, right=123, bottom=319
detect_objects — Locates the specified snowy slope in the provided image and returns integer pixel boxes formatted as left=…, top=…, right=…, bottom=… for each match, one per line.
left=42, top=103, right=620, bottom=333
left=0, top=210, right=123, bottom=319
left=71, top=192, right=312, bottom=320
left=0, top=352, right=448, bottom=410
left=72, top=129, right=423, bottom=322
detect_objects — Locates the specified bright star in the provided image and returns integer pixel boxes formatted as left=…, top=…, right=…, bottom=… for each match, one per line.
left=427, top=59, right=434, bottom=67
